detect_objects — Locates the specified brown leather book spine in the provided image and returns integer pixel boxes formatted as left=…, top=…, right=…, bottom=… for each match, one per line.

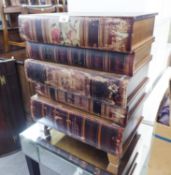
left=35, top=83, right=127, bottom=126
left=19, top=14, right=156, bottom=52
left=31, top=95, right=123, bottom=155
left=26, top=42, right=134, bottom=76
left=25, top=59, right=128, bottom=107
left=20, top=16, right=131, bottom=52
left=0, top=59, right=25, bottom=154
left=35, top=76, right=148, bottom=127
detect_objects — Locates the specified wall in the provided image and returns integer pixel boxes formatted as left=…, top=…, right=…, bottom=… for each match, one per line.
left=68, top=0, right=171, bottom=91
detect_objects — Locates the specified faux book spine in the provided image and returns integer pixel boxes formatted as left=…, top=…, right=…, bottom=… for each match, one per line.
left=35, top=83, right=127, bottom=126
left=26, top=42, right=134, bottom=76
left=19, top=15, right=133, bottom=52
left=19, top=13, right=156, bottom=52
left=25, top=59, right=128, bottom=107
left=31, top=95, right=124, bottom=155
left=35, top=76, right=148, bottom=126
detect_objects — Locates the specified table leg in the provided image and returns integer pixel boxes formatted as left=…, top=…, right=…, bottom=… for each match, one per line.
left=25, top=155, right=41, bottom=175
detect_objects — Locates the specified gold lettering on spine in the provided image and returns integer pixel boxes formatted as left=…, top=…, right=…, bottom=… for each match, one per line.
left=99, top=17, right=104, bottom=48
left=82, top=118, right=86, bottom=141
left=0, top=75, right=6, bottom=86
left=42, top=19, right=46, bottom=43
left=66, top=113, right=71, bottom=135
left=98, top=125, right=102, bottom=149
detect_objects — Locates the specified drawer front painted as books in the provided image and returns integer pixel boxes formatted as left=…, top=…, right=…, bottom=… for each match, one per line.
left=35, top=83, right=127, bottom=126
left=25, top=59, right=128, bottom=107
left=26, top=40, right=153, bottom=76
left=26, top=42, right=134, bottom=76
left=35, top=76, right=147, bottom=126
left=31, top=96, right=123, bottom=155
left=19, top=15, right=132, bottom=52
left=19, top=13, right=156, bottom=52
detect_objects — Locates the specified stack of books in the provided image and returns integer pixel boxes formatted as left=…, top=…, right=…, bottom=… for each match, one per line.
left=19, top=12, right=156, bottom=174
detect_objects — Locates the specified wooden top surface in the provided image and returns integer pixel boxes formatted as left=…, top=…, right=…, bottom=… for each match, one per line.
left=20, top=12, right=158, bottom=20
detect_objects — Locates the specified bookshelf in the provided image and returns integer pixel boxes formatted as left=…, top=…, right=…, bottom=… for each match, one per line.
left=0, top=0, right=67, bottom=52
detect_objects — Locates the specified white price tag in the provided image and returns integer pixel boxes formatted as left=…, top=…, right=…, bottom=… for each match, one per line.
left=59, top=15, right=69, bottom=23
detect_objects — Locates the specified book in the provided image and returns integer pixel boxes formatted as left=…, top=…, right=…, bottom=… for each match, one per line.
left=25, top=58, right=150, bottom=108
left=0, top=59, right=25, bottom=154
left=26, top=38, right=153, bottom=76
left=31, top=94, right=144, bottom=155
left=19, top=12, right=157, bottom=53
left=35, top=77, right=148, bottom=126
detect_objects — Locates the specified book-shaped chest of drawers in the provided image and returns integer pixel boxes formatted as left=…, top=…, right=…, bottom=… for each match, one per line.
left=19, top=12, right=157, bottom=174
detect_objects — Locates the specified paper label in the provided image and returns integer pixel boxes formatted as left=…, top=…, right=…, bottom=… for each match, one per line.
left=59, top=15, right=69, bottom=23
